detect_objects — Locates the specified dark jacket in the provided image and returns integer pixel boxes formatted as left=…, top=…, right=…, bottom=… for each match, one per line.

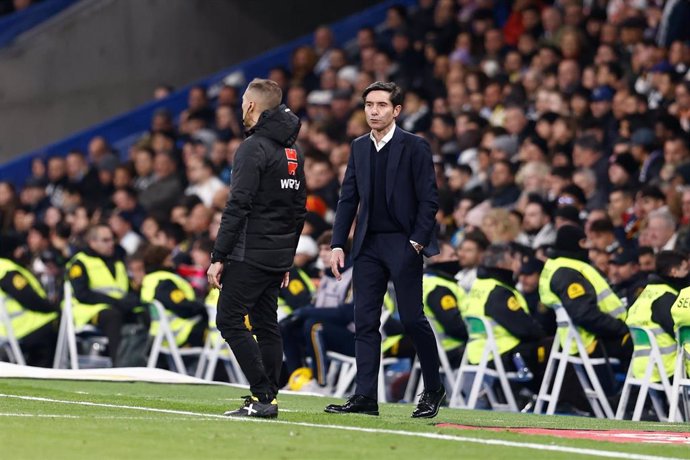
left=479, top=266, right=546, bottom=342
left=547, top=249, right=629, bottom=339
left=331, top=126, right=439, bottom=258
left=213, top=105, right=307, bottom=272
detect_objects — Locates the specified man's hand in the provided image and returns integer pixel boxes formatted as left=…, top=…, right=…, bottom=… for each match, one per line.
left=281, top=271, right=290, bottom=288
left=330, top=249, right=345, bottom=281
left=207, top=262, right=224, bottom=290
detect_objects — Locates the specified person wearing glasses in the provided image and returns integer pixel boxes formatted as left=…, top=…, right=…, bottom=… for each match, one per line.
left=66, top=224, right=143, bottom=366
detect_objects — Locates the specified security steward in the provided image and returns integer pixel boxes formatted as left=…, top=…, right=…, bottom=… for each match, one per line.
left=539, top=225, right=632, bottom=393
left=207, top=78, right=306, bottom=418
left=626, top=250, right=687, bottom=383
left=140, top=245, right=208, bottom=349
left=670, top=258, right=690, bottom=376
left=277, top=265, right=315, bottom=322
left=608, top=247, right=647, bottom=309
left=518, top=254, right=557, bottom=336
left=66, top=224, right=142, bottom=366
left=465, top=244, right=547, bottom=392
left=0, top=237, right=59, bottom=367
left=423, top=241, right=467, bottom=368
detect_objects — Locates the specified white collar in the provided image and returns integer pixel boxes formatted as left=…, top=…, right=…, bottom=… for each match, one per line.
left=369, top=123, right=396, bottom=152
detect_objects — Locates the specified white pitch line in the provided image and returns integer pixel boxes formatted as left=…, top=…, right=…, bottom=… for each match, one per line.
left=0, top=412, right=226, bottom=421
left=0, top=393, right=683, bottom=460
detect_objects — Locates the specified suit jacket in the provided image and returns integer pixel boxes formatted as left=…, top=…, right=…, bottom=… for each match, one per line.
left=331, top=126, right=439, bottom=258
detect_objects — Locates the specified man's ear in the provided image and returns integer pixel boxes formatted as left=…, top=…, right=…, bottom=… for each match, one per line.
left=578, top=238, right=588, bottom=249
left=393, top=104, right=402, bottom=118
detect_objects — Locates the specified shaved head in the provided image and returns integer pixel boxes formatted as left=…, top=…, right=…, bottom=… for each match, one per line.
left=242, top=78, right=283, bottom=129
left=245, top=78, right=282, bottom=112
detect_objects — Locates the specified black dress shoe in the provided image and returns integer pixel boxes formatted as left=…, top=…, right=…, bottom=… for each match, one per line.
left=411, top=387, right=446, bottom=418
left=324, top=394, right=379, bottom=416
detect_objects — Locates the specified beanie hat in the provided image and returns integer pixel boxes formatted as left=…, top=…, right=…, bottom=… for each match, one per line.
left=554, top=224, right=586, bottom=253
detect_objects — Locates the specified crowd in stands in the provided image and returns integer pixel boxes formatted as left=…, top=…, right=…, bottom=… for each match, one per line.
left=5, top=0, right=690, bottom=410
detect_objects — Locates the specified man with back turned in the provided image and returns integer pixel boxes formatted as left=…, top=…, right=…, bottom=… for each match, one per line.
left=325, top=81, right=444, bottom=418
left=207, top=78, right=306, bottom=418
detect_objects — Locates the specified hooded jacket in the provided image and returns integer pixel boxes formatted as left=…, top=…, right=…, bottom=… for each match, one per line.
left=213, top=105, right=307, bottom=272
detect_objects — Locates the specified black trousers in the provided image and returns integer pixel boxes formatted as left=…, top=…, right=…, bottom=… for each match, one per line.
left=20, top=320, right=58, bottom=367
left=353, top=232, right=441, bottom=400
left=216, top=261, right=283, bottom=401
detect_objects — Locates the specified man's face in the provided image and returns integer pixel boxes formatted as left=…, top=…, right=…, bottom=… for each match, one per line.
left=519, top=272, right=539, bottom=294
left=608, top=191, right=631, bottom=219
left=647, top=217, right=675, bottom=250
left=457, top=240, right=481, bottom=268
left=319, top=244, right=332, bottom=267
left=639, top=253, right=655, bottom=272
left=241, top=92, right=256, bottom=129
left=523, top=203, right=546, bottom=232
left=89, top=227, right=115, bottom=258
left=364, top=90, right=401, bottom=131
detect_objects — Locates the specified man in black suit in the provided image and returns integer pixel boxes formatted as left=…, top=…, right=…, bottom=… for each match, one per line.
left=325, top=81, right=444, bottom=418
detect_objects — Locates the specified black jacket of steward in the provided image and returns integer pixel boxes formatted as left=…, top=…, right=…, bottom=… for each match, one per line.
left=213, top=104, right=307, bottom=272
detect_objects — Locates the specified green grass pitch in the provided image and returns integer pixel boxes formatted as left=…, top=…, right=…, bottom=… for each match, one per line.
left=1, top=378, right=690, bottom=459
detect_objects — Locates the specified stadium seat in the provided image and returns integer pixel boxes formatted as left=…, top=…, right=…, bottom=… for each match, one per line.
left=53, top=282, right=112, bottom=369
left=0, top=295, right=26, bottom=365
left=146, top=300, right=205, bottom=375
left=195, top=304, right=247, bottom=384
left=448, top=315, right=520, bottom=411
left=668, top=325, right=690, bottom=422
left=616, top=326, right=676, bottom=422
left=326, top=308, right=402, bottom=402
left=534, top=305, right=617, bottom=419
left=403, top=319, right=457, bottom=404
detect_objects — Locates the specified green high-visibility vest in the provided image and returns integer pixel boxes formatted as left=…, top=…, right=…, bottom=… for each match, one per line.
left=278, top=268, right=316, bottom=316
left=66, top=252, right=129, bottom=327
left=0, top=258, right=57, bottom=339
left=539, top=257, right=625, bottom=355
left=626, top=283, right=678, bottom=381
left=422, top=273, right=466, bottom=351
left=141, top=270, right=203, bottom=346
left=670, top=286, right=690, bottom=376
left=464, top=277, right=528, bottom=364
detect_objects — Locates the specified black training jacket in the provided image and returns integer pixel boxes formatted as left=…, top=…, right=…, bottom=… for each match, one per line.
left=213, top=105, right=307, bottom=272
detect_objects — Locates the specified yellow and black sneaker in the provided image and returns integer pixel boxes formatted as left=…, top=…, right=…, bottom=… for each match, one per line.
left=224, top=395, right=278, bottom=418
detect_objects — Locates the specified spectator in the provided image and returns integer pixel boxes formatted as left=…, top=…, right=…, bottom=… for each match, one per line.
left=516, top=197, right=556, bottom=249
left=139, top=151, right=183, bottom=219
left=185, top=156, right=225, bottom=208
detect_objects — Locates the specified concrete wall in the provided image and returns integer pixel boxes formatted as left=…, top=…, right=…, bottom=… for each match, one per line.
left=0, top=0, right=378, bottom=160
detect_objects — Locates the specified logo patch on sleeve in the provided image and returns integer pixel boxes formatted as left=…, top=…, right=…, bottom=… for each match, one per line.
left=170, top=289, right=185, bottom=304
left=507, top=296, right=521, bottom=311
left=567, top=283, right=586, bottom=299
left=440, top=294, right=457, bottom=310
left=12, top=274, right=27, bottom=290
left=69, top=264, right=83, bottom=279
left=288, top=280, right=305, bottom=295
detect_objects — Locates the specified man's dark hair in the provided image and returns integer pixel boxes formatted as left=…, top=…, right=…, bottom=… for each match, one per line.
left=574, top=134, right=602, bottom=154
left=454, top=164, right=473, bottom=175
left=362, top=81, right=404, bottom=106
left=482, top=243, right=513, bottom=268
left=158, top=222, right=185, bottom=244
left=656, top=250, right=687, bottom=277
left=143, top=245, right=172, bottom=271
left=639, top=185, right=666, bottom=201
left=589, top=218, right=615, bottom=234
left=610, top=185, right=634, bottom=200
left=639, top=246, right=655, bottom=258
left=462, top=229, right=490, bottom=251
